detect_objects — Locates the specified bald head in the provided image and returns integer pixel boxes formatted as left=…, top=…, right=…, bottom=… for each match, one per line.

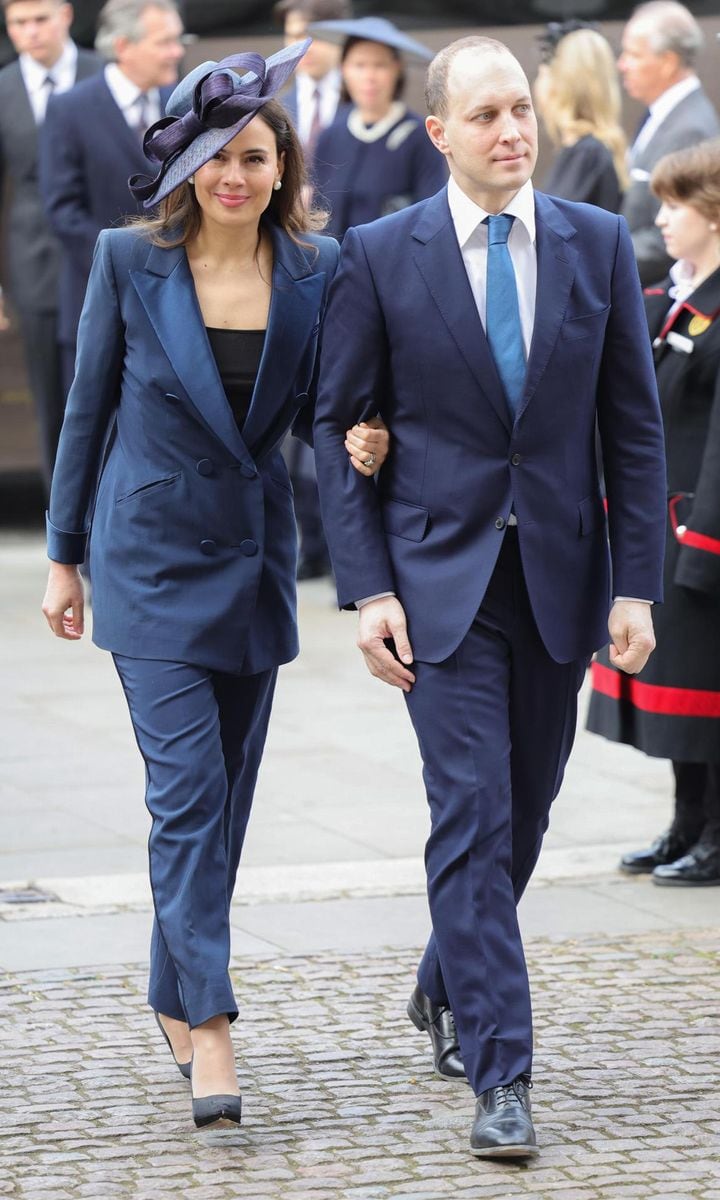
left=425, top=36, right=523, bottom=119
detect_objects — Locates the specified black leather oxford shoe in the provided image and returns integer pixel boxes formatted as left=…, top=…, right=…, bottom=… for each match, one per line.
left=619, top=829, right=693, bottom=874
left=470, top=1076, right=538, bottom=1158
left=652, top=842, right=720, bottom=886
left=407, top=983, right=466, bottom=1081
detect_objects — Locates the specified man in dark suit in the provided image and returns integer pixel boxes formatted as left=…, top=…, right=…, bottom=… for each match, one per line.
left=0, top=0, right=100, bottom=489
left=39, top=0, right=182, bottom=393
left=619, top=0, right=719, bottom=285
left=274, top=0, right=351, bottom=579
left=314, top=36, right=667, bottom=1158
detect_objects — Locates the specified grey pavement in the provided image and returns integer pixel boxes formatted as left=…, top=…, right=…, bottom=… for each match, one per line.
left=2, top=529, right=719, bottom=1199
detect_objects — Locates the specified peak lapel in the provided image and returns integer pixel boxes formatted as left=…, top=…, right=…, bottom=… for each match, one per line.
left=518, top=193, right=578, bottom=420
left=130, top=242, right=255, bottom=467
left=412, top=193, right=511, bottom=435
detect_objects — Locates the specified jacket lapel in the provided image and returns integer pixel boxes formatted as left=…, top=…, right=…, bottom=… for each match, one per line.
left=411, top=191, right=511, bottom=434
left=130, top=242, right=256, bottom=468
left=518, top=191, right=578, bottom=421
left=242, top=223, right=327, bottom=456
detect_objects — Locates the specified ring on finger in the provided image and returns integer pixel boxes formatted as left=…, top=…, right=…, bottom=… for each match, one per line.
left=362, top=453, right=376, bottom=467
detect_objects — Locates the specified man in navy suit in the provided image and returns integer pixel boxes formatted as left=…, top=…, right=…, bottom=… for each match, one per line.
left=314, top=36, right=667, bottom=1158
left=39, top=0, right=183, bottom=393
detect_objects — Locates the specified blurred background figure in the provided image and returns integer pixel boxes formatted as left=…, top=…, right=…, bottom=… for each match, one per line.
left=534, top=22, right=627, bottom=212
left=0, top=0, right=100, bottom=493
left=587, top=139, right=720, bottom=888
left=274, top=0, right=352, bottom=582
left=309, top=15, right=447, bottom=239
left=274, top=0, right=351, bottom=179
left=39, top=0, right=184, bottom=395
left=619, top=0, right=719, bottom=285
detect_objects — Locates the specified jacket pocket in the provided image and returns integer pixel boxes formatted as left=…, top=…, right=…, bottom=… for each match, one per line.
left=115, top=472, right=181, bottom=505
left=382, top=498, right=430, bottom=542
left=578, top=494, right=605, bottom=536
left=561, top=306, right=611, bottom=340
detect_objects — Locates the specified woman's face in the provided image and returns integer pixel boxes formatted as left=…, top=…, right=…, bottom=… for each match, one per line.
left=342, top=40, right=402, bottom=113
left=192, top=119, right=284, bottom=230
left=655, top=197, right=718, bottom=264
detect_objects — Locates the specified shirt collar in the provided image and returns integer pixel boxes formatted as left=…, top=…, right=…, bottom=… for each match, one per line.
left=19, top=39, right=76, bottom=92
left=668, top=257, right=697, bottom=303
left=649, top=75, right=701, bottom=123
left=104, top=62, right=157, bottom=110
left=447, top=174, right=536, bottom=248
left=296, top=68, right=341, bottom=100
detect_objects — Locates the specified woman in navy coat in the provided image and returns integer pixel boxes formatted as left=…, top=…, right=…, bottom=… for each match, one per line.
left=307, top=16, right=448, bottom=238
left=41, top=44, right=387, bottom=1129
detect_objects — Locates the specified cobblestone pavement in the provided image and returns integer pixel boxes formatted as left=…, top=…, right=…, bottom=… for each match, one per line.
left=2, top=929, right=719, bottom=1200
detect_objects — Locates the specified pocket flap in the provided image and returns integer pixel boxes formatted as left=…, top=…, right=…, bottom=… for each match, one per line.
left=382, top=498, right=430, bottom=542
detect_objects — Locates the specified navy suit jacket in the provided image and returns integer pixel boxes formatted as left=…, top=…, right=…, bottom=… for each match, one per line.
left=47, top=221, right=340, bottom=673
left=314, top=187, right=667, bottom=665
left=39, top=73, right=173, bottom=344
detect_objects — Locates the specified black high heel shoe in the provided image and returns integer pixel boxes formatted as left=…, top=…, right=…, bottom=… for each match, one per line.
left=192, top=1093, right=242, bottom=1129
left=154, top=1011, right=193, bottom=1081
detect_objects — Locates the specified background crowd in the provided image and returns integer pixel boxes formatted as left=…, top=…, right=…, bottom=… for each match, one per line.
left=1, top=0, right=719, bottom=888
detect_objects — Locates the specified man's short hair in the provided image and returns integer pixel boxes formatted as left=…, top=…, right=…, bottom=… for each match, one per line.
left=628, top=1, right=703, bottom=66
left=2, top=0, right=65, bottom=10
left=95, top=0, right=179, bottom=58
left=425, top=35, right=514, bottom=119
left=273, top=0, right=352, bottom=27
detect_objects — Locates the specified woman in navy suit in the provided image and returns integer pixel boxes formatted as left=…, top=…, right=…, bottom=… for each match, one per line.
left=41, top=43, right=387, bottom=1129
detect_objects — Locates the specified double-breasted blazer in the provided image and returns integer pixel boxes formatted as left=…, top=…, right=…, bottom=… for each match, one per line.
left=314, top=187, right=667, bottom=665
left=47, top=220, right=340, bottom=674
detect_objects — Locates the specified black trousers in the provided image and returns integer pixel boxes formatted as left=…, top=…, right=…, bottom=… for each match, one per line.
left=672, top=761, right=720, bottom=846
left=16, top=308, right=65, bottom=494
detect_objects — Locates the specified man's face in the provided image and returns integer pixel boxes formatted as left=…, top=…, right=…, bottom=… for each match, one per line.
left=283, top=8, right=340, bottom=80
left=115, top=5, right=184, bottom=90
left=618, top=21, right=678, bottom=104
left=427, top=50, right=538, bottom=207
left=4, top=0, right=72, bottom=68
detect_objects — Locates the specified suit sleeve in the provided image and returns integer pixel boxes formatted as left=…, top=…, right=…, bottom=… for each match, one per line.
left=40, top=95, right=100, bottom=275
left=313, top=226, right=396, bottom=608
left=47, top=230, right=124, bottom=563
left=674, top=367, right=720, bottom=596
left=596, top=215, right=667, bottom=601
left=291, top=236, right=341, bottom=446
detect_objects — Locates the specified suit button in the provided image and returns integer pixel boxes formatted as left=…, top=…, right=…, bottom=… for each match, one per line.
left=196, top=458, right=214, bottom=476
left=200, top=539, right=217, bottom=555
left=164, top=393, right=180, bottom=403
left=495, top=517, right=506, bottom=531
left=240, top=464, right=257, bottom=479
left=511, top=453, right=522, bottom=466
left=240, top=539, right=258, bottom=556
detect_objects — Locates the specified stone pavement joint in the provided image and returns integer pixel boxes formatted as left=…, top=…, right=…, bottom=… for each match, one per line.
left=1, top=930, right=719, bottom=1199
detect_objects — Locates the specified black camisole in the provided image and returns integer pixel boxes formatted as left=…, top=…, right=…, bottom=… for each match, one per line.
left=205, top=328, right=266, bottom=431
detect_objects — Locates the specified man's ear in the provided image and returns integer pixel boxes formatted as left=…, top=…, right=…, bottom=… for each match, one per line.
left=426, top=114, right=450, bottom=157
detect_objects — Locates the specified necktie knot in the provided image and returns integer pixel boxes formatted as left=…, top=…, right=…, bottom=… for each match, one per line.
left=485, top=213, right=514, bottom=246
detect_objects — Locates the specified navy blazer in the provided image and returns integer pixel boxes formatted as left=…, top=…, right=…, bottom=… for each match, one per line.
left=314, top=187, right=667, bottom=665
left=39, top=73, right=173, bottom=344
left=48, top=221, right=340, bottom=674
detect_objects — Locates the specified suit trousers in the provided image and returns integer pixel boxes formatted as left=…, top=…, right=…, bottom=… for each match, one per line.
left=16, top=308, right=64, bottom=494
left=112, top=655, right=277, bottom=1028
left=404, top=529, right=587, bottom=1096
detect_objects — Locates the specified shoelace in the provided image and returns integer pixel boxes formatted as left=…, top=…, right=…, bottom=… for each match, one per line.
left=493, top=1077, right=533, bottom=1109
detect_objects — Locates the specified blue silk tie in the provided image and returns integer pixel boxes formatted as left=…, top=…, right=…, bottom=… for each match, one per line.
left=484, top=213, right=526, bottom=419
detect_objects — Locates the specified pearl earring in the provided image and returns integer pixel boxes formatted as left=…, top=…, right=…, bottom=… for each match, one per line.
left=711, top=223, right=718, bottom=231
left=273, top=179, right=282, bottom=191
left=188, top=175, right=195, bottom=185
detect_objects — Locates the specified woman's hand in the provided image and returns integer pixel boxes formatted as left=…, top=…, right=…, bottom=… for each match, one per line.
left=345, top=416, right=390, bottom=477
left=42, top=563, right=85, bottom=640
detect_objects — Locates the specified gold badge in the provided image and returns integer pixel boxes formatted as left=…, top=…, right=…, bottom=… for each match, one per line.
left=688, top=314, right=711, bottom=336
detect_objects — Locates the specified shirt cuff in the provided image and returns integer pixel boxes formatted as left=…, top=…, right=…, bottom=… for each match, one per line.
left=356, top=591, right=396, bottom=608
left=613, top=596, right=654, bottom=605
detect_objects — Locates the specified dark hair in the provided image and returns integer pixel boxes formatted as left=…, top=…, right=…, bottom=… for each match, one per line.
left=2, top=0, right=65, bottom=9
left=340, top=36, right=405, bottom=105
left=132, top=99, right=327, bottom=248
left=273, top=0, right=351, bottom=25
left=651, top=138, right=720, bottom=221
left=425, top=35, right=513, bottom=118
left=536, top=19, right=600, bottom=64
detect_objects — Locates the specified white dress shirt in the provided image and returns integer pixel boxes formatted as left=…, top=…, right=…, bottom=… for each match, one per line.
left=631, top=75, right=701, bottom=160
left=104, top=62, right=161, bottom=132
left=295, top=68, right=341, bottom=146
left=19, top=39, right=78, bottom=123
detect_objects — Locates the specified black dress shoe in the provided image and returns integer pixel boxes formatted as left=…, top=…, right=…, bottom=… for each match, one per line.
left=192, top=1093, right=242, bottom=1129
left=652, top=842, right=720, bottom=886
left=154, top=1011, right=192, bottom=1081
left=407, top=984, right=466, bottom=1081
left=619, top=829, right=693, bottom=874
left=470, top=1076, right=538, bottom=1158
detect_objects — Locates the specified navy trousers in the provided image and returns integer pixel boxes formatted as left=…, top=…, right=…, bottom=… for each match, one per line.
left=113, top=656, right=277, bottom=1028
left=404, top=530, right=587, bottom=1096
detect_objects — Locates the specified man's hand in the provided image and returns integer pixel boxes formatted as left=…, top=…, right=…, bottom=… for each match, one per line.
left=358, top=596, right=415, bottom=691
left=42, top=563, right=85, bottom=640
left=608, top=600, right=655, bottom=674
